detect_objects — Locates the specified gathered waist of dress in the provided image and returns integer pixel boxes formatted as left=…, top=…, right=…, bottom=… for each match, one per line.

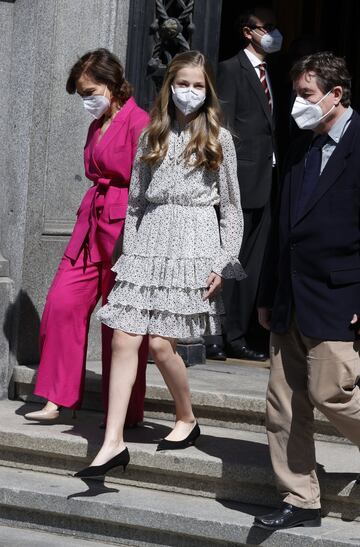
left=146, top=201, right=218, bottom=210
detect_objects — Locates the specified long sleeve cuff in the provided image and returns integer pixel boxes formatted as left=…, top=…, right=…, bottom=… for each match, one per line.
left=212, top=253, right=247, bottom=280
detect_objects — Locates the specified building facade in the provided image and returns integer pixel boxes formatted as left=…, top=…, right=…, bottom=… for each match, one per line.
left=0, top=0, right=359, bottom=399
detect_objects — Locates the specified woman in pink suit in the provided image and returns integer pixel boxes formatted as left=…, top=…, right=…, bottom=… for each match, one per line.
left=25, top=49, right=149, bottom=424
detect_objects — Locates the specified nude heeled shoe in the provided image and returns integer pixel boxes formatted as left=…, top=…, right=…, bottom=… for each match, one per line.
left=24, top=406, right=77, bottom=421
left=24, top=406, right=62, bottom=421
left=24, top=398, right=77, bottom=422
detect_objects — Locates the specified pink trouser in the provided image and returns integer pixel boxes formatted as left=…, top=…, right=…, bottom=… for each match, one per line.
left=34, top=248, right=148, bottom=425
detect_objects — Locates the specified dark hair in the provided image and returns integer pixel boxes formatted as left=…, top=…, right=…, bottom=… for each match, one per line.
left=66, top=48, right=133, bottom=105
left=236, top=6, right=275, bottom=44
left=290, top=51, right=351, bottom=107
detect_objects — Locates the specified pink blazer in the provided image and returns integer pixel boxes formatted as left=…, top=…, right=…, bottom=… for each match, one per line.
left=64, top=97, right=150, bottom=263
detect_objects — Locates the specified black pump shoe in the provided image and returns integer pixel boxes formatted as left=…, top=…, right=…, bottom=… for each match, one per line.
left=254, top=503, right=321, bottom=530
left=156, top=422, right=200, bottom=451
left=74, top=447, right=130, bottom=478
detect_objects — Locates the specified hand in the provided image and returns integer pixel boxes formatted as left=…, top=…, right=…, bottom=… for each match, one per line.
left=258, top=307, right=272, bottom=331
left=203, top=272, right=223, bottom=300
left=350, top=313, right=360, bottom=335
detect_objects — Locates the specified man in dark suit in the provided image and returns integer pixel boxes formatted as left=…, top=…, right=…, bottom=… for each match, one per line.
left=206, top=7, right=282, bottom=361
left=255, top=52, right=360, bottom=530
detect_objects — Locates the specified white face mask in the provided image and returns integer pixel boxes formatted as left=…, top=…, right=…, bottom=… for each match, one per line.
left=291, top=90, right=335, bottom=130
left=82, top=86, right=110, bottom=119
left=253, top=28, right=283, bottom=54
left=171, top=85, right=206, bottom=116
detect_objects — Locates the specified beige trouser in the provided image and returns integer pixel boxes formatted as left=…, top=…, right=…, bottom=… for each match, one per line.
left=267, top=316, right=360, bottom=509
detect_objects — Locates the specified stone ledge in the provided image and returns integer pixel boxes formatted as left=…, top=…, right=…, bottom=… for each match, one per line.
left=0, top=465, right=359, bottom=547
left=12, top=362, right=346, bottom=439
left=0, top=254, right=9, bottom=277
left=0, top=523, right=119, bottom=547
left=0, top=277, right=14, bottom=399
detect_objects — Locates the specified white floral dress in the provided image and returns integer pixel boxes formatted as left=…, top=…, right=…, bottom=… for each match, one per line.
left=97, top=125, right=245, bottom=338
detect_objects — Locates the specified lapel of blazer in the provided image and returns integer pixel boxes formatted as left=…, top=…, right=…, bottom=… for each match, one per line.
left=293, top=113, right=358, bottom=226
left=289, top=139, right=309, bottom=227
left=237, top=50, right=272, bottom=126
left=95, top=97, right=137, bottom=158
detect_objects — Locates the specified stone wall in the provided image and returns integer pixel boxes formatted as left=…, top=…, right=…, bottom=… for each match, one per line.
left=0, top=0, right=131, bottom=396
left=0, top=0, right=16, bottom=398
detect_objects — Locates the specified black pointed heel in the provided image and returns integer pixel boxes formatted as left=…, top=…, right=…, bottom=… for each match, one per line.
left=74, top=447, right=130, bottom=478
left=156, top=422, right=200, bottom=451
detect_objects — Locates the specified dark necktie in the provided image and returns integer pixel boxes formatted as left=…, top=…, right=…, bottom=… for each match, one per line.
left=295, top=133, right=328, bottom=219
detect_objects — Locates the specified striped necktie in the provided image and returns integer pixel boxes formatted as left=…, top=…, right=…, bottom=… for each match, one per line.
left=258, top=63, right=272, bottom=109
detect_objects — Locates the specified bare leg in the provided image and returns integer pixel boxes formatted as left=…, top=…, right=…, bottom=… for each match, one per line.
left=149, top=335, right=196, bottom=441
left=42, top=401, right=59, bottom=411
left=90, top=330, right=143, bottom=466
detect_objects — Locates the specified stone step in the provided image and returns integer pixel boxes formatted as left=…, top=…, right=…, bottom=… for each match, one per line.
left=0, top=522, right=120, bottom=547
left=12, top=361, right=346, bottom=441
left=1, top=400, right=360, bottom=522
left=0, top=465, right=359, bottom=547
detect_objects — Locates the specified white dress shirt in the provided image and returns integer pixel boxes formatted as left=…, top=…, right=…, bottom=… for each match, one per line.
left=243, top=48, right=276, bottom=166
left=319, top=106, right=353, bottom=174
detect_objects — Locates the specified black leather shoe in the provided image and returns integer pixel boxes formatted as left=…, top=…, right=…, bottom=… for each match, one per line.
left=74, top=447, right=130, bottom=478
left=157, top=422, right=200, bottom=451
left=206, top=344, right=226, bottom=361
left=227, top=343, right=268, bottom=362
left=254, top=503, right=321, bottom=530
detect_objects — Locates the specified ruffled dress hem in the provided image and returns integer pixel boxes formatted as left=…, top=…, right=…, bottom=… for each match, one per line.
left=97, top=303, right=223, bottom=338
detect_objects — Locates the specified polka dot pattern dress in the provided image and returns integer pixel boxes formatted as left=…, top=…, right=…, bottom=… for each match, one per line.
left=97, top=125, right=245, bottom=338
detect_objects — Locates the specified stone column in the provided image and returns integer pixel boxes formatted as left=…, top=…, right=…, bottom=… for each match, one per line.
left=0, top=0, right=16, bottom=398
left=0, top=0, right=130, bottom=397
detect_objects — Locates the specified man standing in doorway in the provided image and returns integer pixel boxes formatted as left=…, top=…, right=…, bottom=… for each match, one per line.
left=256, top=52, right=360, bottom=530
left=206, top=7, right=282, bottom=361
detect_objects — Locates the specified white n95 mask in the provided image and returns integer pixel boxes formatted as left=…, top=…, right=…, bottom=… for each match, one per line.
left=83, top=87, right=110, bottom=119
left=171, top=85, right=206, bottom=116
left=291, top=90, right=335, bottom=130
left=254, top=28, right=283, bottom=54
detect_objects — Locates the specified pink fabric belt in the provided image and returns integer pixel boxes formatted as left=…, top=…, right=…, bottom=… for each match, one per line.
left=96, top=177, right=127, bottom=188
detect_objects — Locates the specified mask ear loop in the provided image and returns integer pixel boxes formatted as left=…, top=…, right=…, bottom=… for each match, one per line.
left=316, top=90, right=336, bottom=123
left=315, top=88, right=332, bottom=106
left=252, top=29, right=264, bottom=39
left=249, top=28, right=268, bottom=52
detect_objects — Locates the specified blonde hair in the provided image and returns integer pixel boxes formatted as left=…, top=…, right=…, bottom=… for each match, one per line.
left=142, top=51, right=223, bottom=171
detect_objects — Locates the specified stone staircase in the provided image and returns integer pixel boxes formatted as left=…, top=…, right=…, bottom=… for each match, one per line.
left=0, top=361, right=359, bottom=545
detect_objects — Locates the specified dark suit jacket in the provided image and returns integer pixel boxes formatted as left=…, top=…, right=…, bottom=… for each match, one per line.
left=258, top=110, right=360, bottom=341
left=217, top=49, right=277, bottom=209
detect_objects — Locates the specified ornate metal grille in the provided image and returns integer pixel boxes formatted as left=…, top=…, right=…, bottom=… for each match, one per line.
left=147, top=0, right=195, bottom=90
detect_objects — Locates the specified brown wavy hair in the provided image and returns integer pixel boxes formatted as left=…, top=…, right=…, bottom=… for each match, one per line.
left=66, top=48, right=133, bottom=105
left=290, top=51, right=351, bottom=107
left=142, top=51, right=223, bottom=171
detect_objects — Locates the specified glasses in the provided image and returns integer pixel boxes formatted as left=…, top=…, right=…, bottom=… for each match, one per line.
left=249, top=23, right=276, bottom=32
